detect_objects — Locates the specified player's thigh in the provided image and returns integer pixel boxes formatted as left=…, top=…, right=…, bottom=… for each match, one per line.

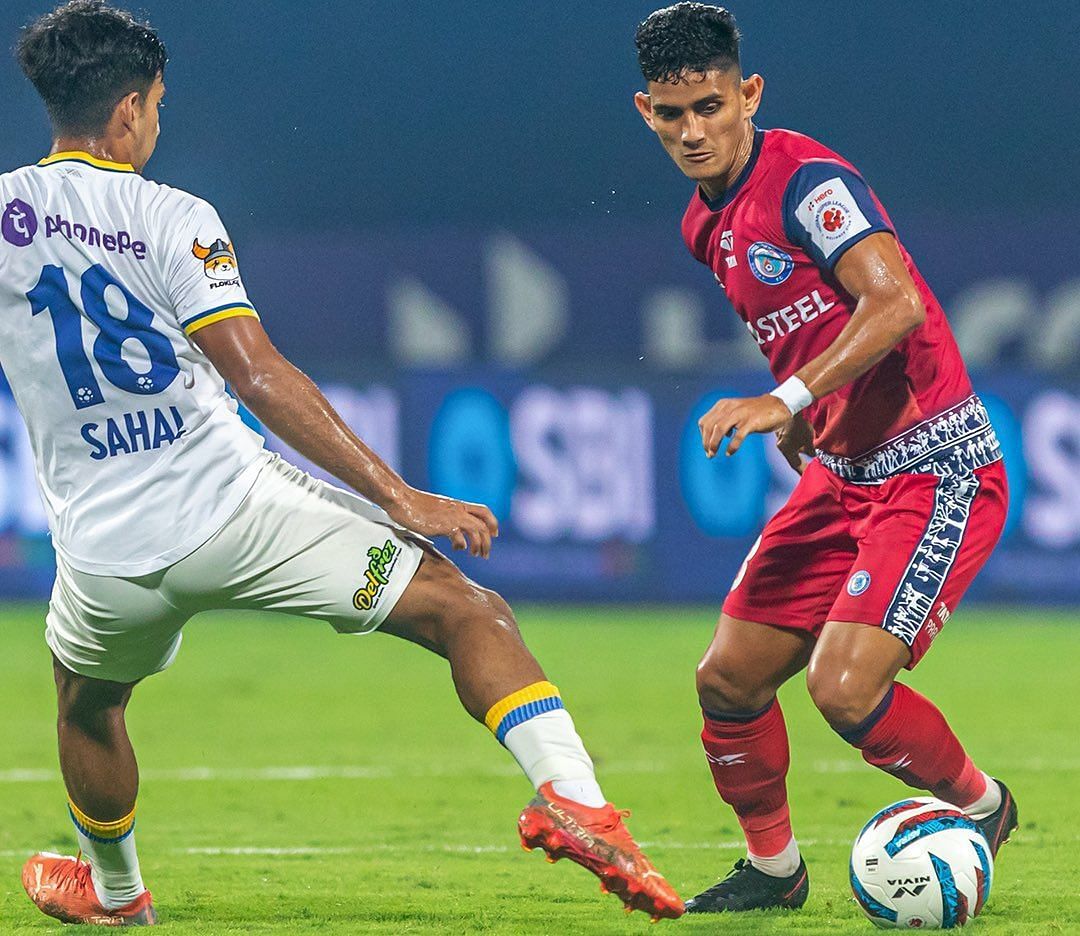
left=174, top=454, right=424, bottom=635
left=826, top=462, right=1008, bottom=669
left=697, top=613, right=815, bottom=714
left=47, top=557, right=189, bottom=685
left=723, top=460, right=858, bottom=638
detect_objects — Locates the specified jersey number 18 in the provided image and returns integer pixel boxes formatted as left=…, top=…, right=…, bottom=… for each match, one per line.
left=27, top=264, right=179, bottom=410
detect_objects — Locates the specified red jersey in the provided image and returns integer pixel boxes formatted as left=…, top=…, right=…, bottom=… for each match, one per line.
left=682, top=128, right=997, bottom=478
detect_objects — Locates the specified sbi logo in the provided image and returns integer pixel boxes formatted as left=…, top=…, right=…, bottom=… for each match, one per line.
left=2, top=199, right=38, bottom=247
left=747, top=241, right=793, bottom=285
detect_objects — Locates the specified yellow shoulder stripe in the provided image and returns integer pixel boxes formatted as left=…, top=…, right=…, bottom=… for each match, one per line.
left=184, top=306, right=260, bottom=335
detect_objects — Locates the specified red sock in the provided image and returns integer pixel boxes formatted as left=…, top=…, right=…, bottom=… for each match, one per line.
left=840, top=683, right=988, bottom=807
left=701, top=699, right=793, bottom=858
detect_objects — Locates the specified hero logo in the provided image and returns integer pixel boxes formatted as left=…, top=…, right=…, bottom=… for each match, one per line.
left=2, top=199, right=38, bottom=246
left=796, top=177, right=872, bottom=259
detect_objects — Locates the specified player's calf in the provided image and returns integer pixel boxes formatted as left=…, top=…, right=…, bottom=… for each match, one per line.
left=691, top=615, right=811, bottom=900
left=811, top=622, right=1003, bottom=822
left=382, top=548, right=682, bottom=917
left=40, top=659, right=150, bottom=919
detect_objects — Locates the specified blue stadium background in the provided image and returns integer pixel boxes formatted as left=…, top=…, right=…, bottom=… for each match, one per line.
left=1, top=1, right=1077, bottom=602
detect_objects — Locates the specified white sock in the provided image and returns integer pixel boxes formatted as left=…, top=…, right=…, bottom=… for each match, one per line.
left=748, top=836, right=801, bottom=878
left=962, top=773, right=1002, bottom=820
left=550, top=778, right=607, bottom=808
left=69, top=802, right=144, bottom=910
left=501, top=709, right=606, bottom=807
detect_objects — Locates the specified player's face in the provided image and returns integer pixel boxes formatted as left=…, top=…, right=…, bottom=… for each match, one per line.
left=130, top=75, right=165, bottom=171
left=634, top=69, right=763, bottom=188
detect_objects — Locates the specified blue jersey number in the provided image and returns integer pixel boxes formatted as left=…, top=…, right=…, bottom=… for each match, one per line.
left=27, top=264, right=179, bottom=410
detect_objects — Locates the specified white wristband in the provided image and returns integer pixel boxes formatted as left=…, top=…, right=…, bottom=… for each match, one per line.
left=769, top=376, right=814, bottom=416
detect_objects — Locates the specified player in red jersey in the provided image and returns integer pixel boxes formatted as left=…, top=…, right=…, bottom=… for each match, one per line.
left=634, top=4, right=1018, bottom=913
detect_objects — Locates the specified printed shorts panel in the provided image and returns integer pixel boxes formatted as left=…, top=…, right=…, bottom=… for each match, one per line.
left=46, top=452, right=424, bottom=683
left=723, top=459, right=1007, bottom=668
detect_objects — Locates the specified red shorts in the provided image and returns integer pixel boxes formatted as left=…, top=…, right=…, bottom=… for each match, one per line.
left=722, top=459, right=1008, bottom=667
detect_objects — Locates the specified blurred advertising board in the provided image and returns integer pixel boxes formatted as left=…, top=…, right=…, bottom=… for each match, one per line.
left=2, top=371, right=1076, bottom=604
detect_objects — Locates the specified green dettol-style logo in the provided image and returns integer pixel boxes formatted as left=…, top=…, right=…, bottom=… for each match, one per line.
left=352, top=539, right=401, bottom=612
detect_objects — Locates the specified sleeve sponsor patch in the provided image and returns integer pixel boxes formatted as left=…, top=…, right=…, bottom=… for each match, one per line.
left=165, top=195, right=256, bottom=333
left=794, top=176, right=872, bottom=260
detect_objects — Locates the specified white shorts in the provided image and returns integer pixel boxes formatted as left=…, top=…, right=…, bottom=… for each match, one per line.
left=46, top=452, right=424, bottom=683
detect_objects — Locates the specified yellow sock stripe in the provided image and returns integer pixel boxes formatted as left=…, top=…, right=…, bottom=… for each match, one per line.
left=68, top=798, right=136, bottom=841
left=484, top=681, right=561, bottom=735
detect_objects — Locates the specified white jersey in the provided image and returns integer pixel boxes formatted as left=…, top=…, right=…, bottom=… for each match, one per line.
left=0, top=151, right=265, bottom=575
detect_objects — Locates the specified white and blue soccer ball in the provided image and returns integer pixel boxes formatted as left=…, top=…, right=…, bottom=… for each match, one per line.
left=850, top=797, right=993, bottom=929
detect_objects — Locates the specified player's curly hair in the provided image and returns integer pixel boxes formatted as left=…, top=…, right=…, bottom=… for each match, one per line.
left=635, top=3, right=741, bottom=84
left=16, top=0, right=167, bottom=135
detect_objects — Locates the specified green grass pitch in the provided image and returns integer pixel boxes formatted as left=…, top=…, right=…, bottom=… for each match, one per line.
left=0, top=603, right=1077, bottom=933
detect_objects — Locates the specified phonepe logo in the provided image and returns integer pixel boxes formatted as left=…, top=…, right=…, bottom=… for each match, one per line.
left=44, top=213, right=147, bottom=260
left=2, top=199, right=38, bottom=247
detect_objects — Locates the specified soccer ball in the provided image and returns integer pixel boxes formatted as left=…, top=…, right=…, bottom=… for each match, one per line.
left=850, top=798, right=993, bottom=929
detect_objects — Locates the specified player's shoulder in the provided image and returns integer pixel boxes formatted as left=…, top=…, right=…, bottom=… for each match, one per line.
left=0, top=161, right=47, bottom=193
left=137, top=177, right=217, bottom=221
left=0, top=163, right=33, bottom=182
left=758, top=128, right=860, bottom=188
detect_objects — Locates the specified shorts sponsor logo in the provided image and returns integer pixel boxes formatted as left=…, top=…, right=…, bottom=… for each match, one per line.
left=746, top=241, right=794, bottom=285
left=847, top=570, right=871, bottom=596
left=352, top=539, right=401, bottom=612
left=2, top=198, right=38, bottom=246
left=192, top=238, right=241, bottom=287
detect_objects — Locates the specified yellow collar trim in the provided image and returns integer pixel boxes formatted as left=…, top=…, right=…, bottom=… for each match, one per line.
left=38, top=151, right=136, bottom=173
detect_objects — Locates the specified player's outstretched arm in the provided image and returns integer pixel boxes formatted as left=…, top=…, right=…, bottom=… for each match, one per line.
left=192, top=316, right=498, bottom=557
left=698, top=232, right=925, bottom=459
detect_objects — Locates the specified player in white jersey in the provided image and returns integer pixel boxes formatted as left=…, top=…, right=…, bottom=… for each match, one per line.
left=4, top=1, right=684, bottom=926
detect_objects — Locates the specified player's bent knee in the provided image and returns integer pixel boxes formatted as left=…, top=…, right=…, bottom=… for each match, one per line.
left=805, top=668, right=885, bottom=732
left=695, top=655, right=774, bottom=716
left=419, top=554, right=521, bottom=646
left=444, top=583, right=520, bottom=643
left=52, top=656, right=134, bottom=731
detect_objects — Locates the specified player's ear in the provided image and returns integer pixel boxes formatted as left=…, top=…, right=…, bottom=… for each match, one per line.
left=633, top=91, right=656, bottom=130
left=114, top=90, right=143, bottom=133
left=740, top=74, right=764, bottom=119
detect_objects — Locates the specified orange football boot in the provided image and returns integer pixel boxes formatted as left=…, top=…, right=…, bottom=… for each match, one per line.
left=22, top=852, right=157, bottom=926
left=518, top=782, right=684, bottom=921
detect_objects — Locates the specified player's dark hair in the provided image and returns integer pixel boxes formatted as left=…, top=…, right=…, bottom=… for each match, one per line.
left=16, top=0, right=167, bottom=135
left=635, top=2, right=741, bottom=84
